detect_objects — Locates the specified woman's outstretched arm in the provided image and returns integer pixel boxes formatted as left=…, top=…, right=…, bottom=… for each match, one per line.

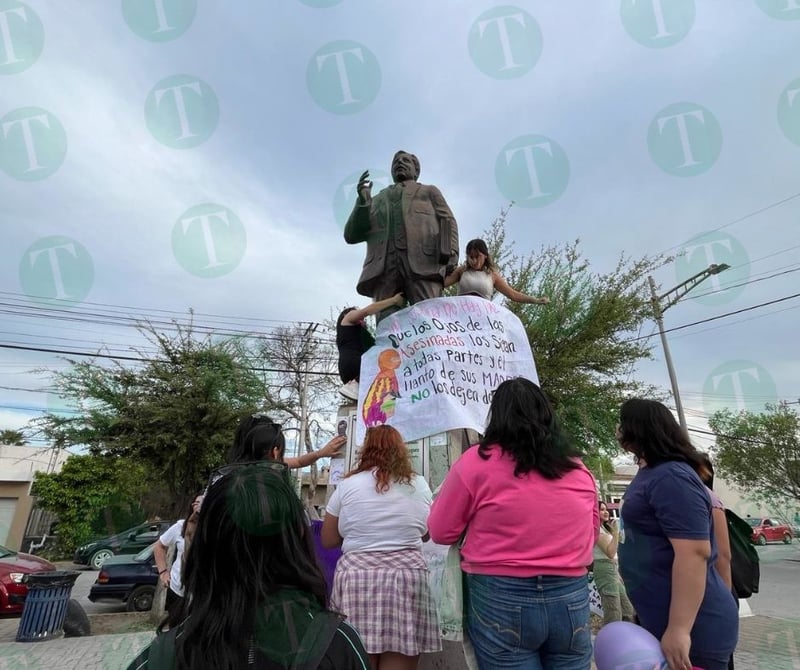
left=493, top=273, right=550, bottom=305
left=340, top=293, right=405, bottom=325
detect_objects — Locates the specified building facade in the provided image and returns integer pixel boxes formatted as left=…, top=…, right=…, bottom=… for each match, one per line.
left=0, top=444, right=69, bottom=551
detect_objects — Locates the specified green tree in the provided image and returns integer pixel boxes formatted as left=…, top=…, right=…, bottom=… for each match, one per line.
left=33, top=321, right=266, bottom=513
left=709, top=404, right=800, bottom=505
left=31, top=453, right=148, bottom=555
left=483, top=208, right=667, bottom=459
left=0, top=429, right=26, bottom=445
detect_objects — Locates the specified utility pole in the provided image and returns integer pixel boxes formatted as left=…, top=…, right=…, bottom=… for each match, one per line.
left=648, top=263, right=730, bottom=432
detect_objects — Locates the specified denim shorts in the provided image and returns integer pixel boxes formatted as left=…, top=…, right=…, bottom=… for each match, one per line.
left=465, top=573, right=592, bottom=670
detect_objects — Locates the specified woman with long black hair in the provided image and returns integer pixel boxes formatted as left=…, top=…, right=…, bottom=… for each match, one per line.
left=428, top=378, right=599, bottom=670
left=616, top=398, right=739, bottom=670
left=126, top=463, right=369, bottom=669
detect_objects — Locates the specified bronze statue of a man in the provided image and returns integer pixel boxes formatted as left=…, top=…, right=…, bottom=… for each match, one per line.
left=344, top=151, right=459, bottom=320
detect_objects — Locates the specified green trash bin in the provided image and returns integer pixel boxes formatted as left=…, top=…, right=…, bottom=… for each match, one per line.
left=16, top=570, right=81, bottom=642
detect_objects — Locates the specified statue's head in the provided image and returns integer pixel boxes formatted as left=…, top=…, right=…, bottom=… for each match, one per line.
left=391, top=151, right=420, bottom=183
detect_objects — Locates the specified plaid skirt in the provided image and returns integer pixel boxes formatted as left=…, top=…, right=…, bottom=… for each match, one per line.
left=331, top=548, right=441, bottom=656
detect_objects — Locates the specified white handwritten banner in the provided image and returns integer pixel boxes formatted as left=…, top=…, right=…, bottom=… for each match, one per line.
left=355, top=296, right=538, bottom=444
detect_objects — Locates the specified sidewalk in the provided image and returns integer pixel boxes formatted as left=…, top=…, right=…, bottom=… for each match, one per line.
left=0, top=626, right=153, bottom=669
left=0, top=614, right=797, bottom=669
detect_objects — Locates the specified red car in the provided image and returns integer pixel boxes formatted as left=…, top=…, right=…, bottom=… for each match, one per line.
left=746, top=517, right=794, bottom=545
left=0, top=544, right=56, bottom=615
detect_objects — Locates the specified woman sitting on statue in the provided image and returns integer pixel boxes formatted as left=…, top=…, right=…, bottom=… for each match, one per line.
left=444, top=238, right=549, bottom=305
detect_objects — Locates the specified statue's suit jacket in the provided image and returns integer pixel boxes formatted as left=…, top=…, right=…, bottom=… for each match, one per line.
left=344, top=181, right=459, bottom=298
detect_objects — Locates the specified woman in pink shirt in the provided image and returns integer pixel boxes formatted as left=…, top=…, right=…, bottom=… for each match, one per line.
left=428, top=378, right=599, bottom=670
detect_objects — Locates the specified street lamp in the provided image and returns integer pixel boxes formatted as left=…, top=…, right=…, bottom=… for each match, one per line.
left=648, top=263, right=730, bottom=432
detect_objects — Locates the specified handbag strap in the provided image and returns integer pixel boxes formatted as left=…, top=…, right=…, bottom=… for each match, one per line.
left=289, top=611, right=345, bottom=670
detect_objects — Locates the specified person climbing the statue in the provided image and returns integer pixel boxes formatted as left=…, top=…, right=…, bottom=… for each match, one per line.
left=336, top=293, right=405, bottom=401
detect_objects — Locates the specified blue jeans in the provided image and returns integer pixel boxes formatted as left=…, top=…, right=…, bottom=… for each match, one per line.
left=465, top=573, right=592, bottom=670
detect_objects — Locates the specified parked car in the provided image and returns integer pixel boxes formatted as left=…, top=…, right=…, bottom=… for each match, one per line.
left=746, top=517, right=794, bottom=545
left=88, top=543, right=159, bottom=612
left=0, top=544, right=57, bottom=615
left=74, top=520, right=174, bottom=570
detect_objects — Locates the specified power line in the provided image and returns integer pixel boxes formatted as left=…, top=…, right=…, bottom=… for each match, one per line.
left=656, top=190, right=800, bottom=256
left=0, top=291, right=308, bottom=328
left=0, top=342, right=340, bottom=376
left=684, top=266, right=800, bottom=301
left=0, top=385, right=54, bottom=393
left=668, top=302, right=800, bottom=341
left=0, top=404, right=80, bottom=414
left=629, top=291, right=800, bottom=343
left=745, top=247, right=800, bottom=269
left=0, top=304, right=337, bottom=347
left=685, top=424, right=781, bottom=448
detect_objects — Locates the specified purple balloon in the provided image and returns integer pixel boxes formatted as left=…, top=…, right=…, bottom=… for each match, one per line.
left=594, top=621, right=667, bottom=670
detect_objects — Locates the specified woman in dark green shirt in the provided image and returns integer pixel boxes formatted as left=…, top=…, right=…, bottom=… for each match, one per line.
left=126, top=462, right=369, bottom=670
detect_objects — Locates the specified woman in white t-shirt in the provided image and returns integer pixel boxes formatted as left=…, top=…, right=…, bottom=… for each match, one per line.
left=154, top=493, right=203, bottom=614
left=322, top=425, right=440, bottom=670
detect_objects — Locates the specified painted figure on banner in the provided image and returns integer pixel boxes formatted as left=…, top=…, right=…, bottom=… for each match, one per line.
left=362, top=349, right=402, bottom=427
left=344, top=151, right=459, bottom=322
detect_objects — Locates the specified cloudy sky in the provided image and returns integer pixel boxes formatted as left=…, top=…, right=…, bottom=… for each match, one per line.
left=1, top=0, right=798, bottom=451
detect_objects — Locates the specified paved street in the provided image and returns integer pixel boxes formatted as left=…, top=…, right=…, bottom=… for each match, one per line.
left=68, top=564, right=128, bottom=616
left=748, top=543, right=800, bottom=620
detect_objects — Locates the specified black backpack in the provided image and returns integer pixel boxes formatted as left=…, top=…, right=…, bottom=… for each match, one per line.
left=725, top=508, right=760, bottom=599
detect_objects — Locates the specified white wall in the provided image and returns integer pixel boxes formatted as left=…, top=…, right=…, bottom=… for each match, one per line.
left=0, top=444, right=69, bottom=481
